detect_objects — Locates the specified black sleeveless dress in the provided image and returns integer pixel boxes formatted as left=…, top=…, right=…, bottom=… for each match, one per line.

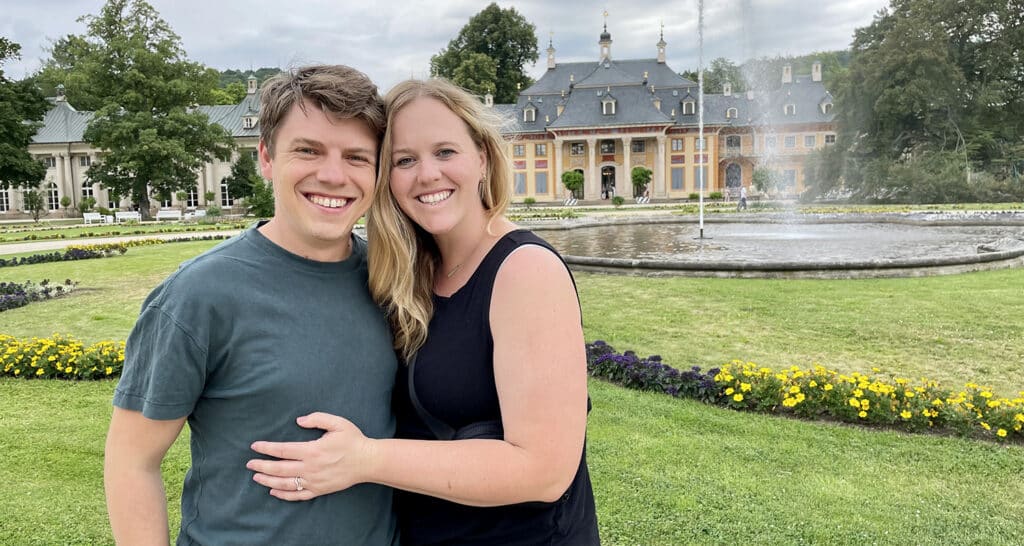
left=392, top=230, right=600, bottom=545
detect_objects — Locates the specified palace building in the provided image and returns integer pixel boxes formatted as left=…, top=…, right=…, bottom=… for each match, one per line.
left=493, top=24, right=837, bottom=202
left=4, top=24, right=836, bottom=216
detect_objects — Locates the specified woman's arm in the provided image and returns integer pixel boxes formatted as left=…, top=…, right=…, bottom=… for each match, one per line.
left=248, top=245, right=588, bottom=506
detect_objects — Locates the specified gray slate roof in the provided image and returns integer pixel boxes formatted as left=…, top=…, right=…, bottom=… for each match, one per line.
left=31, top=99, right=93, bottom=144
left=195, top=92, right=261, bottom=137
left=548, top=85, right=671, bottom=129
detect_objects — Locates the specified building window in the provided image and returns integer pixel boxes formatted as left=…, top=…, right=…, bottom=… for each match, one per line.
left=570, top=142, right=585, bottom=156
left=804, top=135, right=816, bottom=147
left=46, top=183, right=60, bottom=210
left=631, top=140, right=645, bottom=153
left=671, top=168, right=684, bottom=190
left=726, top=135, right=741, bottom=148
left=513, top=145, right=525, bottom=157
left=822, top=103, right=833, bottom=114
left=602, top=99, right=615, bottom=115
left=782, top=170, right=797, bottom=189
left=220, top=182, right=234, bottom=206
left=784, top=104, right=796, bottom=116
left=535, top=143, right=547, bottom=157
left=683, top=101, right=695, bottom=115
left=671, top=138, right=683, bottom=152
left=514, top=172, right=527, bottom=195
left=524, top=108, right=536, bottom=123
left=81, top=184, right=94, bottom=201
left=0, top=189, right=9, bottom=212
left=766, top=136, right=777, bottom=149
left=108, top=192, right=121, bottom=210
left=695, top=138, right=706, bottom=151
left=249, top=149, right=259, bottom=162
left=695, top=167, right=708, bottom=190
left=600, top=140, right=615, bottom=154
left=535, top=172, right=548, bottom=194
left=187, top=187, right=199, bottom=208
left=79, top=156, right=91, bottom=167
left=726, top=107, right=738, bottom=119
left=41, top=157, right=57, bottom=168
left=784, top=136, right=796, bottom=148
left=243, top=116, right=257, bottom=129
left=160, top=195, right=172, bottom=208
left=825, top=134, right=837, bottom=144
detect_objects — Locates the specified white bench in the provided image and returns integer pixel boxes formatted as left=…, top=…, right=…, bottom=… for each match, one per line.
left=155, top=209, right=182, bottom=221
left=83, top=212, right=103, bottom=224
left=115, top=211, right=141, bottom=223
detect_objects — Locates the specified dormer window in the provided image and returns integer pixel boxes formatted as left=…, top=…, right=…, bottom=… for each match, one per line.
left=784, top=104, right=796, bottom=116
left=602, top=97, right=616, bottom=115
left=523, top=106, right=536, bottom=123
left=683, top=100, right=695, bottom=115
left=821, top=102, right=833, bottom=114
left=726, top=107, right=738, bottom=119
left=242, top=115, right=258, bottom=129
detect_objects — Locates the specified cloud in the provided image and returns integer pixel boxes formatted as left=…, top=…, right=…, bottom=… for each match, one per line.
left=2, top=0, right=890, bottom=90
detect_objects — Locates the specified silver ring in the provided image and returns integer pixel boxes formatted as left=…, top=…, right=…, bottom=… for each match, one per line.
left=294, top=477, right=304, bottom=491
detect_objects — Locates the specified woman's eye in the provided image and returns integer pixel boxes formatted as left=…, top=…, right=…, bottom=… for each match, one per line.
left=394, top=157, right=414, bottom=167
left=437, top=149, right=455, bottom=159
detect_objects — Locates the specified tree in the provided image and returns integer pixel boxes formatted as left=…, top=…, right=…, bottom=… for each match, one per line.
left=23, top=188, right=47, bottom=222
left=207, top=81, right=246, bottom=105
left=244, top=178, right=275, bottom=218
left=43, top=0, right=234, bottom=220
left=60, top=195, right=72, bottom=216
left=221, top=153, right=262, bottom=202
left=631, top=166, right=652, bottom=197
left=752, top=167, right=781, bottom=198
left=817, top=0, right=1024, bottom=203
left=561, top=170, right=583, bottom=198
left=430, top=3, right=537, bottom=103
left=0, top=38, right=48, bottom=190
left=451, top=53, right=498, bottom=97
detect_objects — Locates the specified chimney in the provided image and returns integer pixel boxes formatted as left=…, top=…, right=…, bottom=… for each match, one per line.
left=484, top=93, right=494, bottom=107
left=547, top=36, right=556, bottom=70
left=656, top=24, right=667, bottom=63
left=247, top=74, right=258, bottom=94
left=723, top=82, right=732, bottom=96
left=653, top=97, right=661, bottom=111
left=812, top=61, right=822, bottom=82
left=782, top=64, right=793, bottom=84
left=55, top=84, right=66, bottom=102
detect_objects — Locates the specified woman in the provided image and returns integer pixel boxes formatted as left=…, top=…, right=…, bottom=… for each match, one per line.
left=248, top=79, right=599, bottom=544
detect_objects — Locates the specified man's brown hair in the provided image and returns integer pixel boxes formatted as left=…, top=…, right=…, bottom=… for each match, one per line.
left=258, top=65, right=385, bottom=154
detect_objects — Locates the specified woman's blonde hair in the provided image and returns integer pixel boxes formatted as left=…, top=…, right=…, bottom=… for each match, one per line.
left=368, top=78, right=512, bottom=363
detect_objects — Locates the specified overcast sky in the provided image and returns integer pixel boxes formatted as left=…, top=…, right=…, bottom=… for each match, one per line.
left=2, top=0, right=891, bottom=91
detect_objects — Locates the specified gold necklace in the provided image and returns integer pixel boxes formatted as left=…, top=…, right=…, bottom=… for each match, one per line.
left=446, top=263, right=463, bottom=278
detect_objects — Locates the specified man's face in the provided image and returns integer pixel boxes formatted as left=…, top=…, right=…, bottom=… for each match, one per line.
left=258, top=100, right=378, bottom=261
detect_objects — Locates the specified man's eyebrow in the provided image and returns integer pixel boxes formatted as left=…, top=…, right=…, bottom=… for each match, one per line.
left=286, top=137, right=322, bottom=149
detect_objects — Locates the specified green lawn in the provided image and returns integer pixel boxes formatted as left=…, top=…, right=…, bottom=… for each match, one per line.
left=3, top=238, right=1024, bottom=544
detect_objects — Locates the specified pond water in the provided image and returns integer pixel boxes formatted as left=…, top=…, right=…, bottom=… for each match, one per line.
left=534, top=221, right=1024, bottom=265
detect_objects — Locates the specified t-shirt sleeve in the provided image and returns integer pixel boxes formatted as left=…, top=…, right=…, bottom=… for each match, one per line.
left=113, top=286, right=209, bottom=420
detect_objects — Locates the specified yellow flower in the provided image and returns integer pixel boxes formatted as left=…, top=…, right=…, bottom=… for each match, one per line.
left=105, top=367, right=113, bottom=375
left=725, top=387, right=735, bottom=396
left=36, top=368, right=44, bottom=376
left=849, top=398, right=860, bottom=408
left=733, top=394, right=744, bottom=403
left=996, top=429, right=1007, bottom=438
left=1015, top=413, right=1024, bottom=423
left=858, top=411, right=867, bottom=418
left=900, top=410, right=912, bottom=419
left=872, top=367, right=880, bottom=373
left=980, top=422, right=991, bottom=431
left=905, top=391, right=915, bottom=398
left=853, top=388, right=863, bottom=397
left=980, top=391, right=993, bottom=399
left=740, top=383, right=751, bottom=392
left=860, top=400, right=870, bottom=411
left=789, top=385, right=801, bottom=394
left=808, top=380, right=818, bottom=388
left=824, top=384, right=834, bottom=391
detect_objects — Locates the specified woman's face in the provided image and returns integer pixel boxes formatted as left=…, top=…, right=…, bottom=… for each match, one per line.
left=387, top=97, right=487, bottom=237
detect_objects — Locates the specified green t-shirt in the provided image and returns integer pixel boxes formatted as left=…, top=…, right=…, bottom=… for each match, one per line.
left=114, top=225, right=398, bottom=545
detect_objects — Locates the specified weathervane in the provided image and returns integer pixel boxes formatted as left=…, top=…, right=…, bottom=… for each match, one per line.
left=603, top=8, right=609, bottom=30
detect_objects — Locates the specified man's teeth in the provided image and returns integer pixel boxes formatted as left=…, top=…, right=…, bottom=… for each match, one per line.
left=309, top=195, right=349, bottom=208
left=418, top=190, right=452, bottom=204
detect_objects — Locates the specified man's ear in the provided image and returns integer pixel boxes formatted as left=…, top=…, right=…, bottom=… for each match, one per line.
left=257, top=140, right=274, bottom=181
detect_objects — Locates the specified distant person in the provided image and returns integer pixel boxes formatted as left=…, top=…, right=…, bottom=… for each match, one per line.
left=104, top=65, right=398, bottom=545
left=739, top=185, right=748, bottom=211
left=248, top=78, right=600, bottom=545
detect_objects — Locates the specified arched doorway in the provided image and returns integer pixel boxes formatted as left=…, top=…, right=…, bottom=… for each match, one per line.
left=725, top=163, right=742, bottom=200
left=601, top=166, right=615, bottom=199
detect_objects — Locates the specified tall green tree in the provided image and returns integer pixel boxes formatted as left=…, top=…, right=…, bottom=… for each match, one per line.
left=0, top=38, right=48, bottom=189
left=42, top=0, right=234, bottom=219
left=430, top=3, right=537, bottom=103
left=221, top=152, right=261, bottom=201
left=815, top=0, right=1024, bottom=202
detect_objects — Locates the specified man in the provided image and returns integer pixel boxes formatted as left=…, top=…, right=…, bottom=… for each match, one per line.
left=104, top=65, right=398, bottom=545
left=738, top=185, right=748, bottom=211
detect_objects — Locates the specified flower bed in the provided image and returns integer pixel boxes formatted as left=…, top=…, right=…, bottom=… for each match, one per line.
left=587, top=341, right=1024, bottom=443
left=0, top=244, right=127, bottom=268
left=1, top=334, right=124, bottom=379
left=0, top=222, right=248, bottom=242
left=0, top=279, right=77, bottom=312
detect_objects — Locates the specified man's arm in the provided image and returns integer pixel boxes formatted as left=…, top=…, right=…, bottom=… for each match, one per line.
left=105, top=407, right=186, bottom=546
